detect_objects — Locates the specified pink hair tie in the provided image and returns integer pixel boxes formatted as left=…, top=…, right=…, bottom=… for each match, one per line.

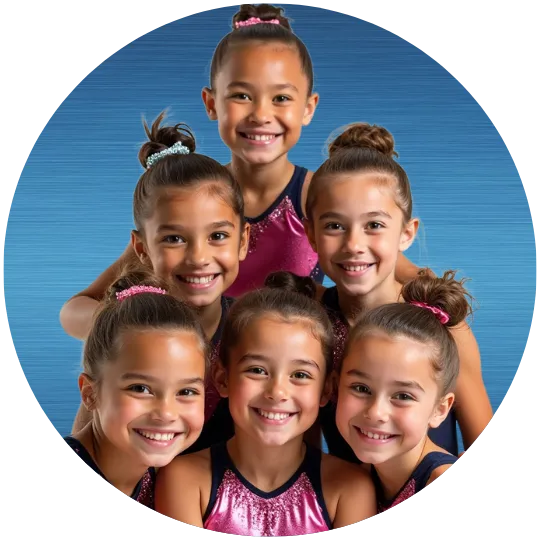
left=409, top=301, right=450, bottom=325
left=116, top=285, right=167, bottom=302
left=234, top=17, right=280, bottom=28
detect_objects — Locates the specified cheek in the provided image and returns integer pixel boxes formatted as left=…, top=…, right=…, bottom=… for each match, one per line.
left=336, top=393, right=362, bottom=423
left=100, top=393, right=144, bottom=429
left=182, top=401, right=206, bottom=431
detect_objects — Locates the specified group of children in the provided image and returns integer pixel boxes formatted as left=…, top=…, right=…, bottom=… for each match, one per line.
left=60, top=4, right=493, bottom=534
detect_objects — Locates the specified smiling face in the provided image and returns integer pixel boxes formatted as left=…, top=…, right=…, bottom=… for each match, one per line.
left=133, top=185, right=249, bottom=308
left=85, top=329, right=206, bottom=469
left=218, top=315, right=328, bottom=447
left=306, top=173, right=416, bottom=300
left=336, top=332, right=453, bottom=466
left=203, top=43, right=318, bottom=166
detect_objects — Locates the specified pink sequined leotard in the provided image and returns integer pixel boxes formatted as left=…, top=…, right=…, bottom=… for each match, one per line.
left=203, top=442, right=332, bottom=536
left=373, top=452, right=457, bottom=512
left=226, top=166, right=323, bottom=297
left=65, top=436, right=155, bottom=508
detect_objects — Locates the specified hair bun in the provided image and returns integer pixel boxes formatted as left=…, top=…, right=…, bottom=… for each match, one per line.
left=232, top=3, right=292, bottom=31
left=138, top=110, right=197, bottom=169
left=401, top=269, right=473, bottom=327
left=328, top=123, right=397, bottom=159
left=264, top=271, right=317, bottom=300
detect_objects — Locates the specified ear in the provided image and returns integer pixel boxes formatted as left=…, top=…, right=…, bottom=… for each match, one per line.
left=428, top=392, right=455, bottom=429
left=79, top=373, right=98, bottom=411
left=238, top=222, right=251, bottom=262
left=202, top=87, right=218, bottom=121
left=131, top=229, right=151, bottom=267
left=303, top=218, right=318, bottom=253
left=320, top=370, right=337, bottom=408
left=399, top=217, right=419, bottom=252
left=302, top=92, right=319, bottom=126
left=212, top=360, right=229, bottom=398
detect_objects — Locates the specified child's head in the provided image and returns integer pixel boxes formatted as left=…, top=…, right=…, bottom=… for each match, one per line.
left=202, top=4, right=319, bottom=166
left=336, top=270, right=471, bottom=465
left=80, top=269, right=208, bottom=468
left=215, top=271, right=333, bottom=447
left=305, top=123, right=418, bottom=298
left=132, top=112, right=249, bottom=308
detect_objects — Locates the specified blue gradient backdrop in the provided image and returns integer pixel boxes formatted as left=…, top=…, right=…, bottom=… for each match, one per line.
left=4, top=5, right=535, bottom=437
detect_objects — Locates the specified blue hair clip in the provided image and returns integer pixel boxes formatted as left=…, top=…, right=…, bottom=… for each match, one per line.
left=146, top=141, right=190, bottom=168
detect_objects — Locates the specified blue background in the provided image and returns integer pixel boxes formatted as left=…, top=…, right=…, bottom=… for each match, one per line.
left=4, top=5, right=535, bottom=437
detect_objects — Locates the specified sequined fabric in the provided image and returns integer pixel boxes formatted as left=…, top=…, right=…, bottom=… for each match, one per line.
left=226, top=195, right=320, bottom=297
left=204, top=470, right=329, bottom=536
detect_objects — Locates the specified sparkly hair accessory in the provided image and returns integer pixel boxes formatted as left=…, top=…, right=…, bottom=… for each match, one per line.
left=146, top=142, right=190, bottom=169
left=234, top=17, right=280, bottom=28
left=116, top=285, right=167, bottom=302
left=409, top=301, right=450, bottom=325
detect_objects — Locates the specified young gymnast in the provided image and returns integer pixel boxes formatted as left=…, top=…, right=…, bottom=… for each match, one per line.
left=304, top=122, right=493, bottom=459
left=63, top=113, right=248, bottom=448
left=65, top=270, right=207, bottom=508
left=336, top=270, right=469, bottom=511
left=155, top=283, right=376, bottom=534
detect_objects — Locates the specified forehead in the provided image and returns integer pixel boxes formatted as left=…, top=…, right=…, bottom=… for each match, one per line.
left=344, top=333, right=435, bottom=384
left=110, top=330, right=205, bottom=377
left=216, top=43, right=308, bottom=91
left=233, top=316, right=324, bottom=365
left=148, top=185, right=239, bottom=226
left=314, top=173, right=400, bottom=218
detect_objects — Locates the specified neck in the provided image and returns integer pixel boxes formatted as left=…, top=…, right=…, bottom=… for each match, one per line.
left=77, top=422, right=147, bottom=497
left=227, top=429, right=306, bottom=493
left=193, top=296, right=223, bottom=341
left=229, top=154, right=294, bottom=194
left=373, top=435, right=432, bottom=500
left=337, top=275, right=402, bottom=326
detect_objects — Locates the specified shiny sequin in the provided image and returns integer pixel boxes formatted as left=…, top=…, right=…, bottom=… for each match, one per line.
left=378, top=478, right=416, bottom=513
left=227, top=195, right=319, bottom=297
left=204, top=470, right=329, bottom=536
left=137, top=470, right=155, bottom=508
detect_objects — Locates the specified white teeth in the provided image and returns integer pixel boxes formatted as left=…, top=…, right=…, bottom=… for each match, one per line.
left=360, top=428, right=392, bottom=440
left=138, top=430, right=175, bottom=441
left=182, top=275, right=215, bottom=284
left=245, top=134, right=276, bottom=141
left=342, top=264, right=371, bottom=272
left=257, top=409, right=292, bottom=420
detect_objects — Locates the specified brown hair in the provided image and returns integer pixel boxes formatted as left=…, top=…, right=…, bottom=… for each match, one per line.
left=134, top=111, right=244, bottom=232
left=220, top=271, right=334, bottom=375
left=345, top=269, right=473, bottom=395
left=306, top=123, right=412, bottom=224
left=210, top=4, right=315, bottom=94
left=83, top=267, right=208, bottom=382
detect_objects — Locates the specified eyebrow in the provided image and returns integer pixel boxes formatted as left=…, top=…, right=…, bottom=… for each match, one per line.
left=227, top=81, right=299, bottom=93
left=238, top=355, right=320, bottom=371
left=345, top=370, right=425, bottom=393
left=156, top=221, right=236, bottom=233
left=318, top=210, right=392, bottom=221
left=121, top=373, right=204, bottom=386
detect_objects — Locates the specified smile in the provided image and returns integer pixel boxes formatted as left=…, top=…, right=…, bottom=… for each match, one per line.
left=243, top=133, right=278, bottom=141
left=134, top=429, right=180, bottom=441
left=178, top=274, right=217, bottom=284
left=357, top=427, right=396, bottom=441
left=257, top=408, right=294, bottom=420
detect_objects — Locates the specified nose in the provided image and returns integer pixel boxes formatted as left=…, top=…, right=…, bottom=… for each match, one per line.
left=264, top=376, right=289, bottom=402
left=344, top=226, right=366, bottom=255
left=249, top=98, right=272, bottom=124
left=152, top=396, right=177, bottom=423
left=185, top=238, right=209, bottom=267
left=364, top=396, right=389, bottom=423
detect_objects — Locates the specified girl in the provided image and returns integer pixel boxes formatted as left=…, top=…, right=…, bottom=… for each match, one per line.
left=65, top=113, right=248, bottom=449
left=65, top=270, right=207, bottom=508
left=59, top=4, right=417, bottom=318
left=304, top=122, right=493, bottom=459
left=336, top=270, right=469, bottom=511
left=155, top=283, right=376, bottom=534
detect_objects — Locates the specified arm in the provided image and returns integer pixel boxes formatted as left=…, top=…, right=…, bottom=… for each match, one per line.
left=332, top=466, right=377, bottom=528
left=59, top=242, right=138, bottom=340
left=450, top=322, right=493, bottom=448
left=395, top=252, right=420, bottom=284
left=154, top=454, right=208, bottom=527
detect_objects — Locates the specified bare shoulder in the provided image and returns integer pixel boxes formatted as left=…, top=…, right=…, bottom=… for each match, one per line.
left=157, top=448, right=212, bottom=491
left=427, top=463, right=454, bottom=485
left=321, top=453, right=371, bottom=488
